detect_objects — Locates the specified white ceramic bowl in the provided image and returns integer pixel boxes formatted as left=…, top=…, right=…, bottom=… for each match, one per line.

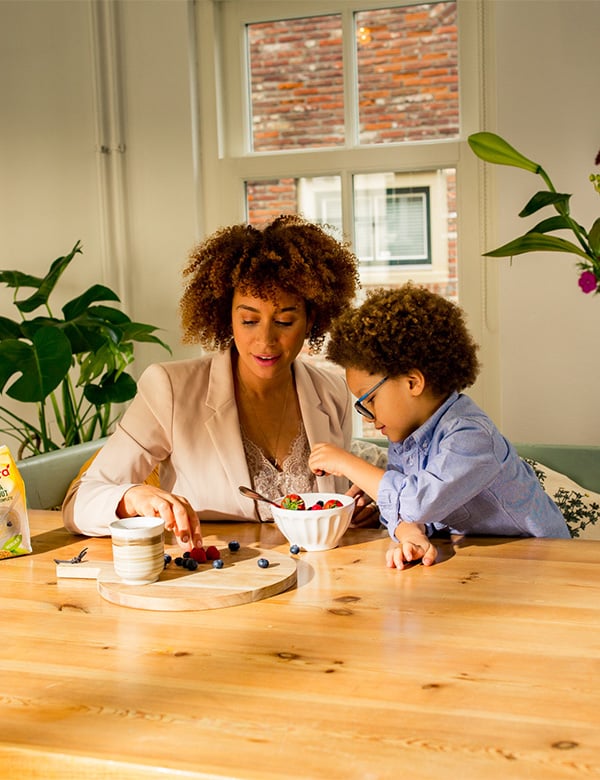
left=271, top=492, right=355, bottom=551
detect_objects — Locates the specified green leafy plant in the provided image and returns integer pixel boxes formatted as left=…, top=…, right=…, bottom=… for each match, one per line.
left=0, top=241, right=171, bottom=458
left=468, top=132, right=600, bottom=294
left=525, top=459, right=600, bottom=538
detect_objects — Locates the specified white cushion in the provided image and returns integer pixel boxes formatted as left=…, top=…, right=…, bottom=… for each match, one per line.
left=350, top=439, right=389, bottom=469
left=524, top=459, right=600, bottom=540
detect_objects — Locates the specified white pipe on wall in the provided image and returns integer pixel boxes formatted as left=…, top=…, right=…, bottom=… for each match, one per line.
left=89, top=0, right=131, bottom=311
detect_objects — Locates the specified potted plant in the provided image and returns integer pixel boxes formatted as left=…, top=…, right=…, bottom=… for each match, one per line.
left=0, top=240, right=171, bottom=460
left=468, top=131, right=600, bottom=294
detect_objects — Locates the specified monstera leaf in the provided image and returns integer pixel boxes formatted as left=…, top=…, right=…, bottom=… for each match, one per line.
left=0, top=327, right=72, bottom=402
left=0, top=241, right=171, bottom=456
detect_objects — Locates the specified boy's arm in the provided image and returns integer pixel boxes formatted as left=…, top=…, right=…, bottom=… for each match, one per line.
left=309, top=442, right=385, bottom=500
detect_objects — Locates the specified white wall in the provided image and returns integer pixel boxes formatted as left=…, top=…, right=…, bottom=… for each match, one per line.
left=0, top=0, right=197, bottom=360
left=1, top=0, right=599, bottom=447
left=493, top=0, right=600, bottom=444
left=0, top=0, right=101, bottom=295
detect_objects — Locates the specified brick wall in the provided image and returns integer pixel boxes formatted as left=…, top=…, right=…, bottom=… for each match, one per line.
left=248, top=3, right=458, bottom=150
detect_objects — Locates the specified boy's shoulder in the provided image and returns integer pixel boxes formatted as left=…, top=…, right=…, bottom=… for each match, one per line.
left=435, top=393, right=498, bottom=436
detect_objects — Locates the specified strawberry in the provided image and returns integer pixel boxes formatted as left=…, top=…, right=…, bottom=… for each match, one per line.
left=323, top=499, right=343, bottom=509
left=281, top=493, right=306, bottom=510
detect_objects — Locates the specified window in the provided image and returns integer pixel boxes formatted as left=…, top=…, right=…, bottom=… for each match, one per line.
left=193, top=0, right=491, bottom=420
left=206, top=0, right=470, bottom=299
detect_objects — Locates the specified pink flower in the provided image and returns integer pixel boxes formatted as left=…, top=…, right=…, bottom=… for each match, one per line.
left=578, top=270, right=597, bottom=294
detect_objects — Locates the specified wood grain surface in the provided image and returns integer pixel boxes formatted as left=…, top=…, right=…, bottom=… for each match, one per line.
left=57, top=544, right=297, bottom=610
left=2, top=511, right=600, bottom=780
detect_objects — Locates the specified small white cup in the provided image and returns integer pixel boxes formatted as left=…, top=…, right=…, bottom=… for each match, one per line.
left=109, top=516, right=165, bottom=585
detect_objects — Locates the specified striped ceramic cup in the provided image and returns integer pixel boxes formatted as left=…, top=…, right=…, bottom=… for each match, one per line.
left=109, top=516, right=165, bottom=585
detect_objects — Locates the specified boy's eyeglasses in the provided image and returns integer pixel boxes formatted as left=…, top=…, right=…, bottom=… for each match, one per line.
left=354, top=376, right=388, bottom=420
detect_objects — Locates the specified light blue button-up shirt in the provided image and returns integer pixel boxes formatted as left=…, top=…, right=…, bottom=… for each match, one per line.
left=377, top=392, right=570, bottom=540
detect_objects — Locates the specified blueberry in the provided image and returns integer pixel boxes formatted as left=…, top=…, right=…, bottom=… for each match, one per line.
left=289, top=544, right=300, bottom=555
left=164, top=553, right=172, bottom=565
left=257, top=558, right=270, bottom=569
left=183, top=551, right=191, bottom=559
left=174, top=557, right=184, bottom=567
left=184, top=558, right=198, bottom=571
left=212, top=559, right=224, bottom=569
left=228, top=540, right=240, bottom=552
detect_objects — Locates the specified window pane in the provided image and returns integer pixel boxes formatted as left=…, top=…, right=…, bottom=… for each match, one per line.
left=354, top=182, right=430, bottom=264
left=247, top=15, right=344, bottom=152
left=246, top=176, right=342, bottom=236
left=356, top=2, right=458, bottom=144
left=353, top=170, right=457, bottom=299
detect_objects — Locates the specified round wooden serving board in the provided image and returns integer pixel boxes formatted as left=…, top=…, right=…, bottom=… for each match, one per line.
left=97, top=544, right=297, bottom=611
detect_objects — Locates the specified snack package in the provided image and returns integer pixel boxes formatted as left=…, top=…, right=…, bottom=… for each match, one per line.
left=0, top=445, right=32, bottom=558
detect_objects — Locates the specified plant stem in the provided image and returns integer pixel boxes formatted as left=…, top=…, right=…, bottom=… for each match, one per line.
left=539, top=166, right=593, bottom=257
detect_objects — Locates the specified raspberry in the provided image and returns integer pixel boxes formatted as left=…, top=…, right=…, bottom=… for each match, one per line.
left=212, top=559, right=224, bottom=569
left=257, top=558, right=270, bottom=568
left=228, top=540, right=240, bottom=552
left=205, top=545, right=220, bottom=560
left=190, top=546, right=207, bottom=563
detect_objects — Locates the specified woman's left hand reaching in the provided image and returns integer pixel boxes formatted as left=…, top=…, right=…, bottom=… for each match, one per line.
left=117, top=484, right=202, bottom=550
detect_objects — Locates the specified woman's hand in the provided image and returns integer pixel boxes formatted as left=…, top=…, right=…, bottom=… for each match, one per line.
left=386, top=521, right=438, bottom=569
left=117, top=485, right=202, bottom=550
left=346, top=483, right=380, bottom=528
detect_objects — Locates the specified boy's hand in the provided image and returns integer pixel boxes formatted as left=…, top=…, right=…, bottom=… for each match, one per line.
left=310, top=443, right=386, bottom=506
left=386, top=521, right=438, bottom=569
left=309, top=442, right=351, bottom=477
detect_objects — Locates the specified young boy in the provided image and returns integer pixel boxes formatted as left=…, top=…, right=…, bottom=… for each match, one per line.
left=309, top=284, right=570, bottom=570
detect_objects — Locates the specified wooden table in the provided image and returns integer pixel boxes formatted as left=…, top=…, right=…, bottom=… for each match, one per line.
left=1, top=511, right=599, bottom=779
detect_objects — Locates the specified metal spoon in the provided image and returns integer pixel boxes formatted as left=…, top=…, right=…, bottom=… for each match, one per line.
left=238, top=485, right=281, bottom=508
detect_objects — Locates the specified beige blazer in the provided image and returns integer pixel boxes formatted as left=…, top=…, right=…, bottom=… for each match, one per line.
left=63, top=349, right=353, bottom=536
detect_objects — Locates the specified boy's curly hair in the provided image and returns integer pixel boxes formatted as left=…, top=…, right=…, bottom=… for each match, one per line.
left=327, top=283, right=480, bottom=396
left=180, top=214, right=360, bottom=353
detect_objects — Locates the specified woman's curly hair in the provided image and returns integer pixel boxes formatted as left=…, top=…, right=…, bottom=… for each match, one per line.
left=327, top=283, right=481, bottom=396
left=180, top=214, right=360, bottom=353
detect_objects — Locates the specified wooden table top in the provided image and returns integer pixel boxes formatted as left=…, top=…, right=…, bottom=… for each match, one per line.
left=1, top=510, right=599, bottom=780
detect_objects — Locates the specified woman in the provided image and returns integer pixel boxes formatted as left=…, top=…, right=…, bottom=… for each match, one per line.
left=62, top=215, right=378, bottom=548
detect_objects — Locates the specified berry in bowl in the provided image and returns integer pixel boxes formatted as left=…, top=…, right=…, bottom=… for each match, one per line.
left=271, top=492, right=355, bottom=551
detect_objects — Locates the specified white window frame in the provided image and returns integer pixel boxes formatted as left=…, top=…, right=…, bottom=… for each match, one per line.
left=191, top=0, right=500, bottom=419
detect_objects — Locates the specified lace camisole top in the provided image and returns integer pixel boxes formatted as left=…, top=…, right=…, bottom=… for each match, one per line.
left=241, top=422, right=316, bottom=522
